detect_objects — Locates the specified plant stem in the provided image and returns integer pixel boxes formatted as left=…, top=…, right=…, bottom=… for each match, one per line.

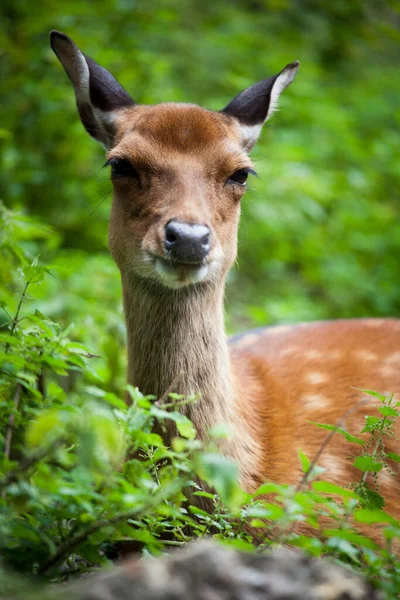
left=155, top=371, right=185, bottom=406
left=297, top=397, right=370, bottom=493
left=4, top=383, right=21, bottom=459
left=5, top=280, right=30, bottom=354
left=361, top=393, right=393, bottom=485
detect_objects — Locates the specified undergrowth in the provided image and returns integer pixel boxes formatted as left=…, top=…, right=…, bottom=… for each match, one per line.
left=1, top=204, right=400, bottom=598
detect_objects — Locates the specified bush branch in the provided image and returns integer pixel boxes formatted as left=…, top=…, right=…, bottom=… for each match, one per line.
left=4, top=383, right=21, bottom=459
left=38, top=480, right=183, bottom=575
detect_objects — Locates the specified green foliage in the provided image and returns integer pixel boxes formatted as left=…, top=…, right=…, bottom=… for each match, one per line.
left=1, top=207, right=400, bottom=597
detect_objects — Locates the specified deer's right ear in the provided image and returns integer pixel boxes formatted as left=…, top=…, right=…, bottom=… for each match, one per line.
left=50, top=31, right=135, bottom=148
left=221, top=61, right=299, bottom=152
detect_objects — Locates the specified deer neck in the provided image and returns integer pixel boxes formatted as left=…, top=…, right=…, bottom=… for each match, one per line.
left=122, top=277, right=235, bottom=440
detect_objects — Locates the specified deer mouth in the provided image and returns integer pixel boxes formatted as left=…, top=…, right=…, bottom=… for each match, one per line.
left=147, top=253, right=211, bottom=288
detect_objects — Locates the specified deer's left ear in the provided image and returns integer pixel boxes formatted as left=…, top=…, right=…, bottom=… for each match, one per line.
left=221, top=61, right=299, bottom=152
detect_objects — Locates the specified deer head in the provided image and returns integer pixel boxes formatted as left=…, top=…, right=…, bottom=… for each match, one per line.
left=51, top=31, right=299, bottom=291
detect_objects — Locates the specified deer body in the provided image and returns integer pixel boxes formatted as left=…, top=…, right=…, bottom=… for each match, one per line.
left=51, top=32, right=400, bottom=527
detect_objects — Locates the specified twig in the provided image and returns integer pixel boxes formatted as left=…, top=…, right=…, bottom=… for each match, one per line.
left=4, top=384, right=21, bottom=459
left=157, top=539, right=186, bottom=546
left=37, top=370, right=46, bottom=397
left=360, top=392, right=393, bottom=486
left=38, top=481, right=183, bottom=575
left=5, top=280, right=30, bottom=353
left=295, top=397, right=370, bottom=494
left=155, top=371, right=185, bottom=406
left=0, top=305, right=13, bottom=322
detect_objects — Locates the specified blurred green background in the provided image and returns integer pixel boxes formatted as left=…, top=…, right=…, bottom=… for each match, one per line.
left=1, top=0, right=400, bottom=390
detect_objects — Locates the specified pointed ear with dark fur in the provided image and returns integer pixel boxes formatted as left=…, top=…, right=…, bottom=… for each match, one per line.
left=221, top=61, right=299, bottom=152
left=50, top=31, right=135, bottom=148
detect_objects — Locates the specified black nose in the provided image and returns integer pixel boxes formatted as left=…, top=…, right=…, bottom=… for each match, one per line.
left=164, top=220, right=211, bottom=263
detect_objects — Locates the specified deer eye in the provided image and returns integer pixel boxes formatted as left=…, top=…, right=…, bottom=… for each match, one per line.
left=227, top=168, right=256, bottom=186
left=105, top=158, right=139, bottom=179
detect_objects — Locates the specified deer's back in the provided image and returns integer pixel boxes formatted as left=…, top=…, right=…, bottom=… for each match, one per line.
left=230, top=318, right=400, bottom=520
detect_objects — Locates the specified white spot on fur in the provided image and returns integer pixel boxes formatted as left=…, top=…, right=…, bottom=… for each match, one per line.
left=305, top=372, right=329, bottom=385
left=379, top=365, right=398, bottom=378
left=300, top=393, right=329, bottom=409
left=320, top=455, right=346, bottom=479
left=364, top=319, right=386, bottom=327
left=326, top=350, right=343, bottom=360
left=385, top=351, right=400, bottom=364
left=304, top=350, right=322, bottom=360
left=280, top=346, right=298, bottom=356
left=355, top=350, right=378, bottom=361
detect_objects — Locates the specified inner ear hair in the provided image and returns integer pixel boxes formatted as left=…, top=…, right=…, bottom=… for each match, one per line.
left=221, top=61, right=299, bottom=151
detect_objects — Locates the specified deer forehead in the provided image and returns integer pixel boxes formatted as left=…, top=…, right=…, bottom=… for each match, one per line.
left=110, top=103, right=250, bottom=172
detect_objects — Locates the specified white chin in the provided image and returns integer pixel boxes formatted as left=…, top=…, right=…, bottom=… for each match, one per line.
left=155, top=258, right=209, bottom=288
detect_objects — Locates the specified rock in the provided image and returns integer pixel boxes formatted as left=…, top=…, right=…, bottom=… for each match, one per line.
left=71, top=540, right=382, bottom=600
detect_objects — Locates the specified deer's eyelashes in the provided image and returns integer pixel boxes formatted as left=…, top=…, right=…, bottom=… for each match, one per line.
left=226, top=168, right=257, bottom=187
left=105, top=158, right=140, bottom=181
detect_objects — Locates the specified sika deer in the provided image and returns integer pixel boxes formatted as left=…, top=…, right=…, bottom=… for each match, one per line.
left=50, top=32, right=400, bottom=527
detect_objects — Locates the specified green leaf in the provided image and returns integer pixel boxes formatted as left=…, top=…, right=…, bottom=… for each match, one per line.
left=312, top=481, right=359, bottom=499
left=167, top=392, right=185, bottom=400
left=208, top=423, right=234, bottom=439
left=197, top=452, right=239, bottom=505
left=323, top=529, right=377, bottom=549
left=142, top=433, right=164, bottom=447
left=243, top=503, right=284, bottom=520
left=290, top=536, right=323, bottom=556
left=298, top=449, right=310, bottom=473
left=188, top=505, right=212, bottom=518
left=387, top=452, right=400, bottom=463
left=255, top=482, right=287, bottom=496
left=125, top=528, right=160, bottom=546
left=308, top=422, right=365, bottom=445
left=0, top=334, right=20, bottom=346
left=353, top=388, right=387, bottom=402
left=176, top=418, right=196, bottom=440
left=192, top=491, right=215, bottom=499
left=355, top=485, right=385, bottom=510
left=361, top=416, right=381, bottom=433
left=89, top=411, right=125, bottom=465
left=353, top=456, right=383, bottom=473
left=26, top=409, right=63, bottom=447
left=218, top=539, right=255, bottom=552
left=378, top=406, right=399, bottom=417
left=354, top=509, right=397, bottom=525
